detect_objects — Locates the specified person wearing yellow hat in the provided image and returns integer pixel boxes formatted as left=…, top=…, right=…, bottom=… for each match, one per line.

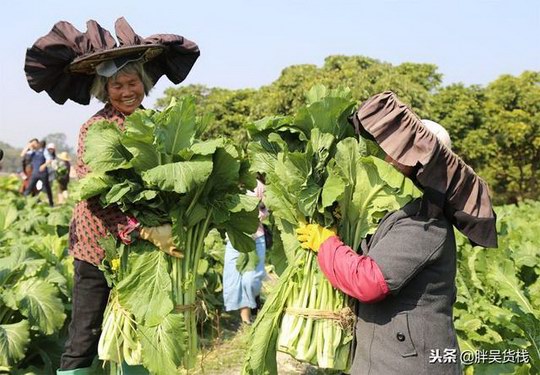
left=26, top=17, right=199, bottom=375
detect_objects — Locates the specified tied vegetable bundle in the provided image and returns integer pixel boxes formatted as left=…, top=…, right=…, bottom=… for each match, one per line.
left=243, top=86, right=422, bottom=374
left=77, top=96, right=260, bottom=374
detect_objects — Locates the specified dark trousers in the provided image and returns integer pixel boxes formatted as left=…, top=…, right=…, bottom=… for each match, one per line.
left=24, top=173, right=54, bottom=206
left=60, top=259, right=110, bottom=370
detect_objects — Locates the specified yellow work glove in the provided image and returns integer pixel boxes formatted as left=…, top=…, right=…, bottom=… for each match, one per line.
left=139, top=224, right=183, bottom=258
left=296, top=223, right=336, bottom=252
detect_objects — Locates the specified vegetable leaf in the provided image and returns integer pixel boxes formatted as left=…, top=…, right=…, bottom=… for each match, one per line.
left=142, top=157, right=213, bottom=194
left=83, top=121, right=132, bottom=172
left=0, top=320, right=30, bottom=366
left=14, top=278, right=65, bottom=335
left=154, top=96, right=198, bottom=155
left=117, top=246, right=173, bottom=326
left=74, top=173, right=117, bottom=201
left=139, top=313, right=186, bottom=375
left=123, top=110, right=160, bottom=172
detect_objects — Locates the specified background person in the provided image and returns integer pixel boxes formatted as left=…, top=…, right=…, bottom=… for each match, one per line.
left=223, top=177, right=268, bottom=325
left=19, top=138, right=38, bottom=194
left=297, top=92, right=497, bottom=375
left=25, top=17, right=199, bottom=375
left=22, top=139, right=54, bottom=206
left=56, top=151, right=71, bottom=204
left=46, top=142, right=58, bottom=189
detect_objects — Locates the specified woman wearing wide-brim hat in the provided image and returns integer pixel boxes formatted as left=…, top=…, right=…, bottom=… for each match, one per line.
left=297, top=92, right=498, bottom=375
left=25, top=17, right=199, bottom=375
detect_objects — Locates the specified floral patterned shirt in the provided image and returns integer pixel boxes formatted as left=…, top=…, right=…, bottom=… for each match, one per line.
left=69, top=104, right=133, bottom=265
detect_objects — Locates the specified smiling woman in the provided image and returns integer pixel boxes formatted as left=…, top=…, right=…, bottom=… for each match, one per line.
left=24, top=16, right=200, bottom=375
left=105, top=73, right=145, bottom=115
left=89, top=61, right=153, bottom=115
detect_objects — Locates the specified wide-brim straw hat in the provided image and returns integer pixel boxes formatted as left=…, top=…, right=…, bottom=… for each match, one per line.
left=58, top=151, right=71, bottom=162
left=350, top=91, right=498, bottom=248
left=25, top=17, right=200, bottom=105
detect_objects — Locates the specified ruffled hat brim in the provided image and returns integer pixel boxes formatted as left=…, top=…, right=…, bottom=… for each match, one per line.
left=351, top=91, right=498, bottom=248
left=25, top=17, right=200, bottom=105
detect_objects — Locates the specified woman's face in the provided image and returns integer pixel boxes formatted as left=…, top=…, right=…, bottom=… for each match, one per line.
left=106, top=72, right=145, bottom=115
left=385, top=155, right=415, bottom=177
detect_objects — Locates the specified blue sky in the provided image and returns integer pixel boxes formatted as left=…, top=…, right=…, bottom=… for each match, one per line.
left=1, top=0, right=539, bottom=148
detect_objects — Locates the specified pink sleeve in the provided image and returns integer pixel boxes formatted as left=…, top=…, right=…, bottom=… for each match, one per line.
left=317, top=236, right=390, bottom=303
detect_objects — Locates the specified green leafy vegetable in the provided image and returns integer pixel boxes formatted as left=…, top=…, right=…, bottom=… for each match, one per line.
left=80, top=96, right=260, bottom=373
left=243, top=85, right=421, bottom=373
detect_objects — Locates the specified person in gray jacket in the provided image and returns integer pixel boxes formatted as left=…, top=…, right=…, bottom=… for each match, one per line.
left=297, top=92, right=498, bottom=375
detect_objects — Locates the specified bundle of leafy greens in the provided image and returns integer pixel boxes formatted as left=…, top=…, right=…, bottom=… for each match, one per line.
left=242, top=86, right=422, bottom=373
left=77, top=96, right=260, bottom=374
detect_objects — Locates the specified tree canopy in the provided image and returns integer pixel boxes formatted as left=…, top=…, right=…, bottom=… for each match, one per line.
left=431, top=72, right=540, bottom=204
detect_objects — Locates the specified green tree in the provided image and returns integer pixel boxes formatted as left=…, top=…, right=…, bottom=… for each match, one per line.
left=158, top=56, right=444, bottom=119
left=157, top=55, right=444, bottom=150
left=321, top=56, right=441, bottom=114
left=481, top=71, right=540, bottom=203
left=416, top=73, right=540, bottom=204
left=156, top=85, right=258, bottom=144
left=154, top=84, right=211, bottom=109
left=0, top=141, right=22, bottom=173
left=430, top=84, right=488, bottom=164
left=256, top=56, right=442, bottom=118
left=254, top=64, right=321, bottom=116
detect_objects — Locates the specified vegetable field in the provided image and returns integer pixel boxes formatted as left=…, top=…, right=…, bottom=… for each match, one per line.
left=1, top=180, right=539, bottom=374
left=0, top=177, right=73, bottom=374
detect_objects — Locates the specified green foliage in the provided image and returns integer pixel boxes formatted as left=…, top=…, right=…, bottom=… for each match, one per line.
left=0, top=142, right=23, bottom=174
left=156, top=55, right=538, bottom=204
left=0, top=321, right=30, bottom=368
left=429, top=83, right=487, bottom=161
left=430, top=71, right=540, bottom=204
left=197, top=229, right=227, bottom=320
left=253, top=56, right=441, bottom=119
left=0, top=185, right=73, bottom=373
left=139, top=313, right=187, bottom=374
left=117, top=249, right=173, bottom=327
left=155, top=85, right=258, bottom=146
left=81, top=97, right=260, bottom=373
left=157, top=55, right=441, bottom=152
left=243, top=86, right=421, bottom=373
left=481, top=72, right=540, bottom=203
left=455, top=200, right=540, bottom=374
left=1, top=51, right=539, bottom=372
